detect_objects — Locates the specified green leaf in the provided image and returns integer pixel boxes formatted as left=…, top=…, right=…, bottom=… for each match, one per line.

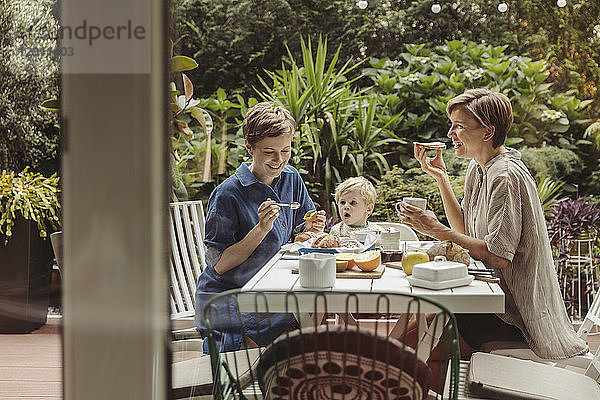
left=40, top=98, right=59, bottom=113
left=171, top=56, right=198, bottom=73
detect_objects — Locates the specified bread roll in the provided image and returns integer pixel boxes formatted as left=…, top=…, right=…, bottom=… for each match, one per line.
left=446, top=241, right=471, bottom=265
left=312, top=234, right=340, bottom=248
left=415, top=141, right=446, bottom=150
left=294, top=231, right=317, bottom=243
left=426, top=240, right=470, bottom=265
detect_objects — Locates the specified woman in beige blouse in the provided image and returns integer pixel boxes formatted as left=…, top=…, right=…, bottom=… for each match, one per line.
left=398, top=88, right=587, bottom=360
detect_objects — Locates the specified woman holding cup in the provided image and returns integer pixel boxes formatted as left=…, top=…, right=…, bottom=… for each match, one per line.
left=397, top=89, right=587, bottom=360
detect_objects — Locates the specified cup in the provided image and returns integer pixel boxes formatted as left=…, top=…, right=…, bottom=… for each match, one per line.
left=395, top=197, right=427, bottom=214
left=349, top=230, right=381, bottom=244
left=380, top=228, right=401, bottom=249
left=298, top=253, right=336, bottom=288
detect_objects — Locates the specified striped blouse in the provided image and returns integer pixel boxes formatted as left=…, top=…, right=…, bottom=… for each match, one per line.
left=462, top=148, right=588, bottom=359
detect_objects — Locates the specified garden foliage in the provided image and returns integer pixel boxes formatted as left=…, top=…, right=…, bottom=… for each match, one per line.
left=0, top=0, right=59, bottom=174
left=174, top=0, right=600, bottom=116
left=371, top=163, right=466, bottom=226
left=176, top=37, right=597, bottom=212
left=0, top=168, right=60, bottom=243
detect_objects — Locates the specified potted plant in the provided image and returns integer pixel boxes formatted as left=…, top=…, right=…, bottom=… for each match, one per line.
left=547, top=197, right=600, bottom=320
left=547, top=197, right=600, bottom=260
left=0, top=168, right=60, bottom=333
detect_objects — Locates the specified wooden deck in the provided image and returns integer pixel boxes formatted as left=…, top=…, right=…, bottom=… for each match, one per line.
left=1, top=316, right=599, bottom=399
left=0, top=317, right=62, bottom=400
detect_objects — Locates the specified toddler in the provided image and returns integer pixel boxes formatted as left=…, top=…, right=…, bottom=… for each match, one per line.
left=330, top=177, right=383, bottom=237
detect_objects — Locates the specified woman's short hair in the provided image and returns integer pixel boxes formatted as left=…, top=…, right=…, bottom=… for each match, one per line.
left=242, top=102, right=296, bottom=147
left=334, top=177, right=377, bottom=206
left=447, top=89, right=513, bottom=148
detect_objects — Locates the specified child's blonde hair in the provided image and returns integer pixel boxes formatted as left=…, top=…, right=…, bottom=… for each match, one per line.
left=334, top=177, right=377, bottom=206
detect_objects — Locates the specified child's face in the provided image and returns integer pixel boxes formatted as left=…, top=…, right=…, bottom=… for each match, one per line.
left=337, top=189, right=373, bottom=227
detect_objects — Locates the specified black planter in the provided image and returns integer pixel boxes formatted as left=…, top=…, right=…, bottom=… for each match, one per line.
left=0, top=218, right=53, bottom=333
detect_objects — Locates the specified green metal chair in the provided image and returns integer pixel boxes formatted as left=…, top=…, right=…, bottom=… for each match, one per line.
left=203, top=289, right=461, bottom=399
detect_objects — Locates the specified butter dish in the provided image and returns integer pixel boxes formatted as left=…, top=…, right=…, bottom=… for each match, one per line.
left=407, top=256, right=473, bottom=290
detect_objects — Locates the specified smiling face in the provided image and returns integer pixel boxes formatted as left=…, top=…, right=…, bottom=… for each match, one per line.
left=447, top=105, right=490, bottom=161
left=337, top=188, right=373, bottom=227
left=246, top=132, right=293, bottom=186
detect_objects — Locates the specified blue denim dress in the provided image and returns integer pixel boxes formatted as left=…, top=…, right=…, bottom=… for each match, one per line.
left=194, top=163, right=314, bottom=353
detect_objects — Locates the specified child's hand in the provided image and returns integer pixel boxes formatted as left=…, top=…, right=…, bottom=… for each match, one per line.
left=257, top=198, right=280, bottom=233
left=305, top=210, right=326, bottom=233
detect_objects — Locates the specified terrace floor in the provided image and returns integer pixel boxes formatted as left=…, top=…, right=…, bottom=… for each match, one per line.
left=1, top=316, right=599, bottom=399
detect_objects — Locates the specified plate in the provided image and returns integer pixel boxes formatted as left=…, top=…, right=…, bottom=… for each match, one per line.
left=282, top=234, right=378, bottom=255
left=406, top=275, right=474, bottom=290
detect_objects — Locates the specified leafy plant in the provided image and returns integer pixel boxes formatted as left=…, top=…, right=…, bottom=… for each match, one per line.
left=547, top=197, right=600, bottom=261
left=169, top=46, right=215, bottom=201
left=0, top=168, right=60, bottom=244
left=584, top=120, right=600, bottom=150
left=258, top=36, right=403, bottom=213
left=547, top=196, right=600, bottom=321
left=0, top=0, right=59, bottom=175
left=519, top=145, right=582, bottom=184
left=537, top=176, right=567, bottom=214
left=371, top=165, right=466, bottom=226
left=364, top=40, right=596, bottom=156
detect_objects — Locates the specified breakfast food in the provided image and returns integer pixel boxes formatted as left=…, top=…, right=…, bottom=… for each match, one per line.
left=303, top=210, right=318, bottom=222
left=425, top=240, right=470, bottom=266
left=311, top=234, right=340, bottom=248
left=336, top=260, right=349, bottom=272
left=414, top=141, right=446, bottom=150
left=353, top=250, right=381, bottom=271
left=294, top=231, right=317, bottom=243
left=401, top=251, right=430, bottom=275
left=336, top=253, right=357, bottom=269
left=340, top=240, right=362, bottom=248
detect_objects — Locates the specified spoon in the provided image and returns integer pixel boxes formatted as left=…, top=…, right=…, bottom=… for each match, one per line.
left=276, top=202, right=301, bottom=209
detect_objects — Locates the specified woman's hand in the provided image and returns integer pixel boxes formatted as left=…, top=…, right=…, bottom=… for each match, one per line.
left=305, top=210, right=326, bottom=233
left=257, top=198, right=280, bottom=233
left=414, top=143, right=448, bottom=183
left=397, top=202, right=445, bottom=237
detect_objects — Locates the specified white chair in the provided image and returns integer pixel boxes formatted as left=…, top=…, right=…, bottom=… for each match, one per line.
left=374, top=221, right=419, bottom=241
left=444, top=348, right=600, bottom=399
left=482, top=290, right=600, bottom=369
left=168, top=201, right=210, bottom=397
left=168, top=201, right=267, bottom=399
left=169, top=200, right=206, bottom=322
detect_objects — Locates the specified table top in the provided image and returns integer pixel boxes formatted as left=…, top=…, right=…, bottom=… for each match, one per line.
left=240, top=250, right=505, bottom=314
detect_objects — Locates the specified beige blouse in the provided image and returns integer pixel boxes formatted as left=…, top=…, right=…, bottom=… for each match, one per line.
left=462, top=148, right=588, bottom=359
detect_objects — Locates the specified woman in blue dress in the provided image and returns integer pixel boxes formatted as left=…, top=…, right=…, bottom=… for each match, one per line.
left=194, top=102, right=326, bottom=353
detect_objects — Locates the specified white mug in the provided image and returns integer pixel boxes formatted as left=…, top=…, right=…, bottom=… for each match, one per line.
left=298, top=253, right=336, bottom=288
left=396, top=197, right=427, bottom=214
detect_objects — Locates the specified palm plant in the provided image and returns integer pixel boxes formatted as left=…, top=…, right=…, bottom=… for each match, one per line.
left=537, top=175, right=567, bottom=214
left=258, top=36, right=402, bottom=213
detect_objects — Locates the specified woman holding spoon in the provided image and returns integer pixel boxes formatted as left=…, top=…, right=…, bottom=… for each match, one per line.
left=194, top=102, right=326, bottom=353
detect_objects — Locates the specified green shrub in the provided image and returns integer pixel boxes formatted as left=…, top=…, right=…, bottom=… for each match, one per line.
left=372, top=165, right=466, bottom=225
left=365, top=40, right=594, bottom=153
left=519, top=145, right=582, bottom=183
left=0, top=168, right=60, bottom=243
left=0, top=0, right=59, bottom=174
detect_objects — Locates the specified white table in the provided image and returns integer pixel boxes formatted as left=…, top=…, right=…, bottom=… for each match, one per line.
left=240, top=250, right=505, bottom=315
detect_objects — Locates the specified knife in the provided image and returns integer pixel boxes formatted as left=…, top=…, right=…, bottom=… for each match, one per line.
left=473, top=275, right=500, bottom=283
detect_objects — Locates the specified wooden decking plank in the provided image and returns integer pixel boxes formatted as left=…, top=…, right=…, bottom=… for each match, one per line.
left=0, top=366, right=62, bottom=381
left=0, top=381, right=62, bottom=397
